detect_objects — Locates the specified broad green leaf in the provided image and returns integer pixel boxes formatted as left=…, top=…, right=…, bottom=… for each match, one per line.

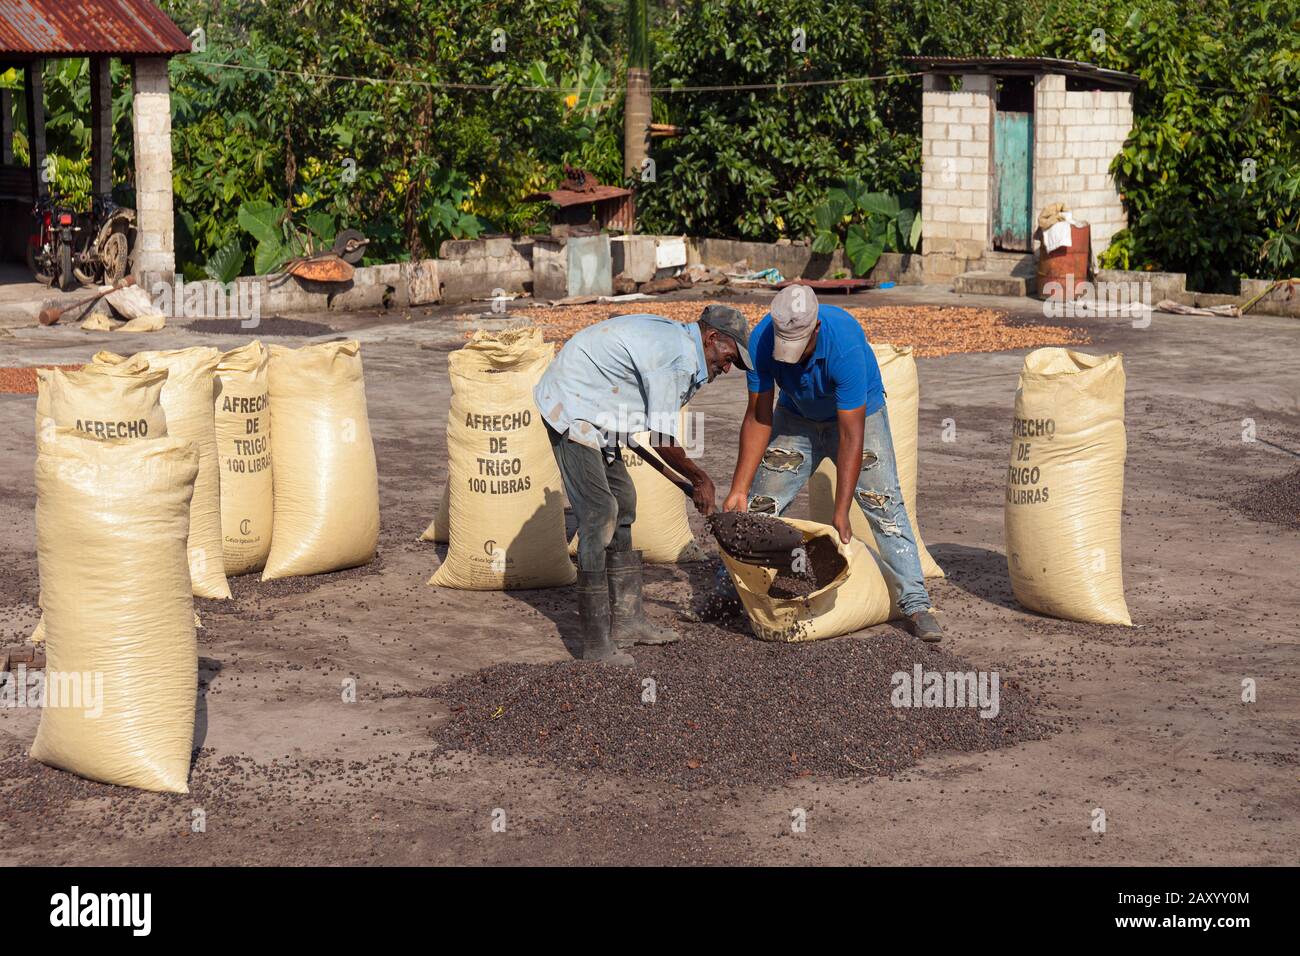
left=859, top=192, right=900, bottom=217
left=845, top=224, right=884, bottom=277
left=254, top=238, right=290, bottom=276
left=203, top=238, right=246, bottom=283
left=812, top=199, right=848, bottom=233
left=304, top=210, right=337, bottom=246
left=896, top=208, right=916, bottom=252
left=828, top=176, right=869, bottom=214
left=811, top=229, right=839, bottom=254
left=238, top=201, right=281, bottom=246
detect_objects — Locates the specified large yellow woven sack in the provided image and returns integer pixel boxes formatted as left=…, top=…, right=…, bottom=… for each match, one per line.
left=263, top=340, right=379, bottom=580
left=1004, top=348, right=1130, bottom=625
left=35, top=356, right=168, bottom=449
left=31, top=430, right=199, bottom=793
left=215, top=342, right=273, bottom=575
left=420, top=484, right=449, bottom=543
left=94, top=348, right=230, bottom=599
left=566, top=435, right=707, bottom=564
left=720, top=517, right=897, bottom=642
left=31, top=358, right=170, bottom=642
left=430, top=328, right=575, bottom=590
left=809, top=343, right=943, bottom=577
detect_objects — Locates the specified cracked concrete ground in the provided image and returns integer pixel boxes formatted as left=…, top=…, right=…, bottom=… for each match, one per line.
left=0, top=286, right=1296, bottom=865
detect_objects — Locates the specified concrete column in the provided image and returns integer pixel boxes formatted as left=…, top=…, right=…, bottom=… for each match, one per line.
left=960, top=74, right=996, bottom=257
left=130, top=56, right=175, bottom=284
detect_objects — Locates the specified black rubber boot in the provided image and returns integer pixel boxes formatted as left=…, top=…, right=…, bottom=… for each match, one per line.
left=607, top=550, right=681, bottom=648
left=577, top=570, right=634, bottom=664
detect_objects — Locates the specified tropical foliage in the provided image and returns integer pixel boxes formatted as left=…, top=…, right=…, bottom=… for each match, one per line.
left=1, top=0, right=1295, bottom=290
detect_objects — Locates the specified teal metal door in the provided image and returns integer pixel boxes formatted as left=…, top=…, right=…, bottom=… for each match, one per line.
left=994, top=111, right=1034, bottom=251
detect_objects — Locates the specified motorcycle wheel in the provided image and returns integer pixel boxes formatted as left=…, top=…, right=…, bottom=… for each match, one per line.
left=57, top=242, right=75, bottom=292
left=100, top=231, right=130, bottom=284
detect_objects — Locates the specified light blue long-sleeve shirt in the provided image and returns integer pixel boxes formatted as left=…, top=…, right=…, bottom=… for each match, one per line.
left=534, top=314, right=709, bottom=451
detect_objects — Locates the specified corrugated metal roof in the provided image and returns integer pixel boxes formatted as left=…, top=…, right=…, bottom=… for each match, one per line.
left=904, top=56, right=1139, bottom=89
left=0, top=0, right=192, bottom=56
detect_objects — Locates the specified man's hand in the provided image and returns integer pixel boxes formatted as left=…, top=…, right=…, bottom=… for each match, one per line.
left=651, top=443, right=716, bottom=516
left=832, top=507, right=853, bottom=545
left=723, top=488, right=749, bottom=513
left=692, top=474, right=717, bottom=516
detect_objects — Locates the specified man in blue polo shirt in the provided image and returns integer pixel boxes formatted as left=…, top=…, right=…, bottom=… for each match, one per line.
left=720, top=285, right=943, bottom=642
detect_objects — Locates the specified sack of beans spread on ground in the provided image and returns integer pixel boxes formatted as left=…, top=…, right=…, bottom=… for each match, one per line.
left=1004, top=347, right=1130, bottom=625
left=94, top=348, right=231, bottom=599
left=717, top=514, right=896, bottom=642
left=30, top=429, right=199, bottom=793
left=567, top=412, right=707, bottom=564
left=430, top=327, right=575, bottom=590
left=420, top=483, right=449, bottom=543
left=214, top=342, right=273, bottom=575
left=262, top=339, right=380, bottom=580
left=809, top=343, right=943, bottom=578
left=29, top=357, right=171, bottom=643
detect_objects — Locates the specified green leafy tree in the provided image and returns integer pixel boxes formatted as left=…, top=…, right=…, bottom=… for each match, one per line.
left=1025, top=0, right=1300, bottom=290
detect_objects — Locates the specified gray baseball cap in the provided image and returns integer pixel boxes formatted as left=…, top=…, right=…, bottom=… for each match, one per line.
left=769, top=284, right=821, bottom=363
left=699, top=304, right=755, bottom=371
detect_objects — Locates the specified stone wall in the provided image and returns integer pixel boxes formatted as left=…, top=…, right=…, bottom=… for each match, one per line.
left=1034, top=75, right=1133, bottom=268
left=436, top=237, right=534, bottom=303
left=686, top=237, right=923, bottom=285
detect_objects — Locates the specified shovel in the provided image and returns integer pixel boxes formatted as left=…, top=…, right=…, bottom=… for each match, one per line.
left=38, top=276, right=135, bottom=327
left=628, top=444, right=803, bottom=568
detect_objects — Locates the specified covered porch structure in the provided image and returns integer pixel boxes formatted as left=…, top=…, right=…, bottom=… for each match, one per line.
left=0, top=0, right=190, bottom=300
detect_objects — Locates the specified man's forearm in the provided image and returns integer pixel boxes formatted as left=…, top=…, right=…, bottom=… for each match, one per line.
left=730, top=415, right=771, bottom=496
left=834, top=414, right=865, bottom=520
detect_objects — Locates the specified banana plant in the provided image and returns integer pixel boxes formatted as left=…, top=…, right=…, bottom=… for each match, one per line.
left=811, top=178, right=922, bottom=277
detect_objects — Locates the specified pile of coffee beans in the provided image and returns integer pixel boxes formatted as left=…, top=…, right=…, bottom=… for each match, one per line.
left=185, top=317, right=338, bottom=337
left=435, top=629, right=1054, bottom=788
left=1235, top=467, right=1300, bottom=530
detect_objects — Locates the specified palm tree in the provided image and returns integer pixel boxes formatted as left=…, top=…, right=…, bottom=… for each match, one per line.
left=623, top=0, right=651, bottom=216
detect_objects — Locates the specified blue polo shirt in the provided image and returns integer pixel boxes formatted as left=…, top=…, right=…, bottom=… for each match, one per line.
left=746, top=304, right=885, bottom=421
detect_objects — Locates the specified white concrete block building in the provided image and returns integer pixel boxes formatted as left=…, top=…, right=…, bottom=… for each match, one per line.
left=906, top=57, right=1138, bottom=292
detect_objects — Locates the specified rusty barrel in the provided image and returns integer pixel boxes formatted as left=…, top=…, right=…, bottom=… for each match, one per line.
left=1037, top=223, right=1091, bottom=300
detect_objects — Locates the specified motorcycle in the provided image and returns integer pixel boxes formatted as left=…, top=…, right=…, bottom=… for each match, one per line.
left=27, top=195, right=135, bottom=292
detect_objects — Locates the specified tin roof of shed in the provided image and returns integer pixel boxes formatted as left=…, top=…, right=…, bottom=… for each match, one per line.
left=526, top=184, right=633, bottom=207
left=0, top=0, right=191, bottom=57
left=904, top=56, right=1139, bottom=89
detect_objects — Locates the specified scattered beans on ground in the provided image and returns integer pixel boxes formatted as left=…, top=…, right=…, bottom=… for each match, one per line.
left=511, top=301, right=1091, bottom=357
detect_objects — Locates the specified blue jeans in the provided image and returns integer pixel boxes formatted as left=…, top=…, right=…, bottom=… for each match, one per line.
left=719, top=404, right=932, bottom=616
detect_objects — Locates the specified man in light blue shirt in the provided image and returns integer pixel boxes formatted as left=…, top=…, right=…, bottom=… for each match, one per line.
left=535, top=306, right=752, bottom=664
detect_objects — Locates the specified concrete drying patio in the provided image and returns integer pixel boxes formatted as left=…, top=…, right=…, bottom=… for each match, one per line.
left=0, top=287, right=1296, bottom=865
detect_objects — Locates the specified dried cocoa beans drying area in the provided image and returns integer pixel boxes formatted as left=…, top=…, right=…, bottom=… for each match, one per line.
left=0, top=294, right=1296, bottom=867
